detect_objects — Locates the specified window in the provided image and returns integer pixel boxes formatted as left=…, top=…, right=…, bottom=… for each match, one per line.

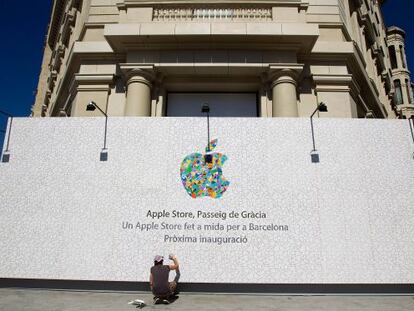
left=167, top=93, right=258, bottom=117
left=394, top=80, right=403, bottom=105
left=406, top=79, right=412, bottom=103
left=373, top=24, right=379, bottom=37
left=400, top=45, right=407, bottom=69
left=389, top=46, right=398, bottom=69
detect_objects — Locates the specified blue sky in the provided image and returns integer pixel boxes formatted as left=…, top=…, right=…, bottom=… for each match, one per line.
left=0, top=1, right=413, bottom=144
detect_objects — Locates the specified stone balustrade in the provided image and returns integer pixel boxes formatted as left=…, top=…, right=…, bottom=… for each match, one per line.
left=153, top=7, right=272, bottom=21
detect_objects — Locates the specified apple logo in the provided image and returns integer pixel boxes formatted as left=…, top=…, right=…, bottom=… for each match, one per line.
left=180, top=139, right=230, bottom=199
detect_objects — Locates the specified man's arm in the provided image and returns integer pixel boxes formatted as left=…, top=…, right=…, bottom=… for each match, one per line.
left=168, top=255, right=179, bottom=270
left=149, top=272, right=154, bottom=290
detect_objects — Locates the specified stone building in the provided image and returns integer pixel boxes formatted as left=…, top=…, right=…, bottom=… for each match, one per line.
left=31, top=0, right=414, bottom=119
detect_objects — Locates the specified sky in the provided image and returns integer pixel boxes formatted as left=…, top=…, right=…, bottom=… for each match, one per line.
left=0, top=0, right=413, bottom=145
left=381, top=1, right=414, bottom=75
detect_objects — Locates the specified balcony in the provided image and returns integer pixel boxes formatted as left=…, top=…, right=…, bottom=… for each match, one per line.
left=153, top=7, right=272, bottom=21
left=104, top=22, right=319, bottom=53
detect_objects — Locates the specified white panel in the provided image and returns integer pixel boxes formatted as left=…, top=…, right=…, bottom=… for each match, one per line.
left=167, top=93, right=257, bottom=117
left=0, top=117, right=413, bottom=284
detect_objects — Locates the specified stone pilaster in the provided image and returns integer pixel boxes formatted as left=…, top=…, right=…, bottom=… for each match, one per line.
left=71, top=74, right=115, bottom=117
left=312, top=74, right=359, bottom=118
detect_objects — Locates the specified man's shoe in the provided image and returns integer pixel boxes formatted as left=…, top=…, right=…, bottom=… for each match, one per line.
left=162, top=299, right=170, bottom=305
left=169, top=295, right=179, bottom=302
left=153, top=297, right=162, bottom=305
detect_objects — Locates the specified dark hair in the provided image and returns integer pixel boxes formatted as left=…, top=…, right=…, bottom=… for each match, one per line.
left=154, top=260, right=163, bottom=266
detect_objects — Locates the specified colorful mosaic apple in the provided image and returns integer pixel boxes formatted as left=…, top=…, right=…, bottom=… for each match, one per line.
left=180, top=139, right=230, bottom=199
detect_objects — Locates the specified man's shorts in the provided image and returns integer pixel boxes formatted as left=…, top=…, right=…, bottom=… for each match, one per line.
left=153, top=282, right=177, bottom=298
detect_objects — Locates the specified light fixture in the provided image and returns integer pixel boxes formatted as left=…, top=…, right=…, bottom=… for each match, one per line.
left=86, top=101, right=108, bottom=162
left=310, top=102, right=328, bottom=163
left=0, top=109, right=13, bottom=163
left=201, top=104, right=210, bottom=114
left=86, top=102, right=96, bottom=111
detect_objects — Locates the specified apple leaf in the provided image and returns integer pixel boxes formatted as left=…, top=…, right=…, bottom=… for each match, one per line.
left=206, top=139, right=218, bottom=152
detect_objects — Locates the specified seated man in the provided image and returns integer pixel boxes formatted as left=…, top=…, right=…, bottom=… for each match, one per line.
left=150, top=254, right=180, bottom=304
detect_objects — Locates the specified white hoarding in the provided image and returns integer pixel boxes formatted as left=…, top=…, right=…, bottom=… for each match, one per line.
left=0, top=117, right=413, bottom=284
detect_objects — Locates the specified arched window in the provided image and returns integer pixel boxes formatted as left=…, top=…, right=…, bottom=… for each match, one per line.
left=394, top=79, right=403, bottom=105
left=400, top=45, right=407, bottom=69
left=389, top=46, right=398, bottom=69
left=406, top=79, right=412, bottom=103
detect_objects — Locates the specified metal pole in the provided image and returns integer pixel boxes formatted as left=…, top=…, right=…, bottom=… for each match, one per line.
left=310, top=107, right=319, bottom=152
left=310, top=115, right=316, bottom=152
left=409, top=117, right=414, bottom=144
left=92, top=103, right=108, bottom=150
left=5, top=117, right=13, bottom=152
left=104, top=115, right=108, bottom=150
left=207, top=112, right=210, bottom=152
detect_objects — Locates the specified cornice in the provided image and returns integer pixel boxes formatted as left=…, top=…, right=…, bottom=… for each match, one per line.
left=312, top=74, right=352, bottom=92
left=74, top=73, right=116, bottom=84
left=104, top=22, right=318, bottom=54
left=312, top=74, right=353, bottom=85
left=391, top=68, right=411, bottom=77
left=386, top=34, right=406, bottom=45
left=70, top=74, right=114, bottom=93
left=386, top=26, right=406, bottom=38
left=117, top=0, right=307, bottom=8
left=48, top=0, right=66, bottom=49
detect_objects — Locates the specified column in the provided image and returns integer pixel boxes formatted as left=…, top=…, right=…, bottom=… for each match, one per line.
left=271, top=70, right=299, bottom=117
left=125, top=69, right=154, bottom=117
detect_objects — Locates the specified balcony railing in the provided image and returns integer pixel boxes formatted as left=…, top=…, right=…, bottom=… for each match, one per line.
left=153, top=7, right=272, bottom=21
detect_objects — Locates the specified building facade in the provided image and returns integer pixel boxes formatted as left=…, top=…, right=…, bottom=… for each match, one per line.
left=31, top=0, right=414, bottom=119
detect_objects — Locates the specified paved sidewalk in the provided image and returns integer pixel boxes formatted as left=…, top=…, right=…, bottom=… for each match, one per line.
left=0, top=289, right=413, bottom=311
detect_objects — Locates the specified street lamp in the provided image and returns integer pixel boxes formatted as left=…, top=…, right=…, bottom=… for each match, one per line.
left=0, top=109, right=13, bottom=163
left=201, top=104, right=212, bottom=163
left=86, top=101, right=108, bottom=162
left=310, top=102, right=328, bottom=163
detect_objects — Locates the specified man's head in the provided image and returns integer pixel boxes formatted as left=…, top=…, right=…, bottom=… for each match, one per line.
left=154, top=255, right=164, bottom=266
